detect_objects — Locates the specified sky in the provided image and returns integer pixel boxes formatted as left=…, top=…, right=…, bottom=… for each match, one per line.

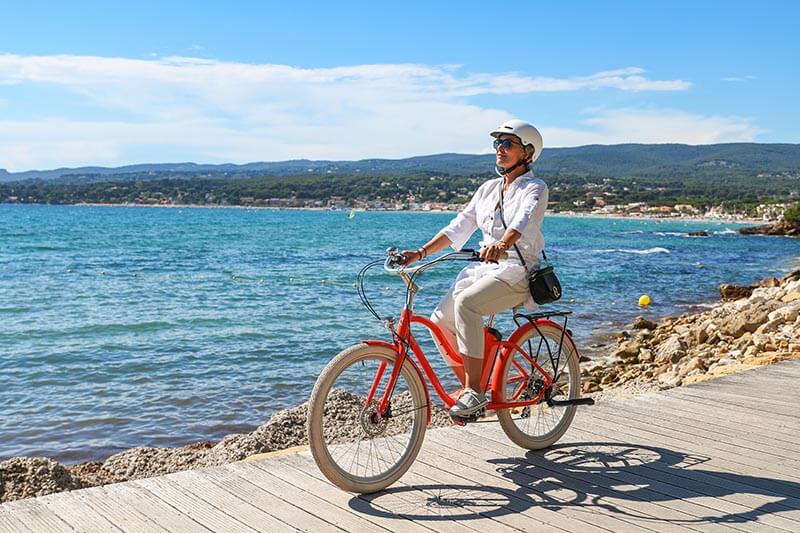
left=0, top=0, right=798, bottom=171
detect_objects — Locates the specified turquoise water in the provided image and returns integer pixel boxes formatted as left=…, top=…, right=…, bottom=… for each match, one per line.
left=1, top=204, right=798, bottom=462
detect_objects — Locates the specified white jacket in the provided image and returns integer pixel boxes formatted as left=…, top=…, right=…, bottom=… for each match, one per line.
left=440, top=170, right=548, bottom=309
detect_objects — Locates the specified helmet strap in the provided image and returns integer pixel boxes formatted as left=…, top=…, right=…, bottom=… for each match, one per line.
left=494, top=154, right=531, bottom=177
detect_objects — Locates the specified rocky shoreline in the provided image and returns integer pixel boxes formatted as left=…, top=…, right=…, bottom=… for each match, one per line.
left=739, top=219, right=800, bottom=237
left=3, top=270, right=800, bottom=504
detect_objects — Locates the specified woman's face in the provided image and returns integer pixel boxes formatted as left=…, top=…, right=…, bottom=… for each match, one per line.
left=494, top=134, right=526, bottom=169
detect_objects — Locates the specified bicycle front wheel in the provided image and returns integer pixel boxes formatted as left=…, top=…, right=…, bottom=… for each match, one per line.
left=496, top=323, right=581, bottom=450
left=307, top=343, right=428, bottom=493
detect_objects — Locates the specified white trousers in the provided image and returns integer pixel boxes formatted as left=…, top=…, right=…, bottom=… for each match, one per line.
left=431, top=274, right=529, bottom=364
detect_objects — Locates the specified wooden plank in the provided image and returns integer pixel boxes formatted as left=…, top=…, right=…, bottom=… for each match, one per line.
left=228, top=461, right=392, bottom=533
left=602, top=401, right=800, bottom=468
left=631, top=395, right=800, bottom=451
left=418, top=429, right=654, bottom=533
left=37, top=490, right=124, bottom=533
left=67, top=484, right=169, bottom=533
left=100, top=479, right=212, bottom=533
left=587, top=406, right=800, bottom=485
left=525, top=424, right=800, bottom=533
left=0, top=497, right=73, bottom=532
left=134, top=474, right=260, bottom=533
left=668, top=388, right=800, bottom=421
left=667, top=388, right=800, bottom=422
left=570, top=408, right=800, bottom=507
left=701, top=374, right=800, bottom=399
left=378, top=432, right=571, bottom=533
left=250, top=457, right=437, bottom=533
left=620, top=395, right=800, bottom=452
left=562, top=418, right=800, bottom=507
left=188, top=464, right=345, bottom=532
left=277, top=453, right=488, bottom=533
left=446, top=425, right=741, bottom=533
left=0, top=502, right=40, bottom=533
left=565, top=422, right=800, bottom=526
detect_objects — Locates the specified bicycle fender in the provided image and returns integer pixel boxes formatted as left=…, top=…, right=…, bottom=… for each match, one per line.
left=363, top=340, right=432, bottom=426
left=491, top=320, right=581, bottom=399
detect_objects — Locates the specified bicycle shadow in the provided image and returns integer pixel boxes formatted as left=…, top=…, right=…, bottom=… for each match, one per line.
left=349, top=441, right=800, bottom=527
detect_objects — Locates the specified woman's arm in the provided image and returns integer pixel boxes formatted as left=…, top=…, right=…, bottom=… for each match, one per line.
left=400, top=232, right=453, bottom=265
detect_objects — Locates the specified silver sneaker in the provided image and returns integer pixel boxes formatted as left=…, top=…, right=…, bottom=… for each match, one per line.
left=449, top=388, right=488, bottom=416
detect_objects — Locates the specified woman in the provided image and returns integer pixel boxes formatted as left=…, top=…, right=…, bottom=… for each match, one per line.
left=399, top=119, right=549, bottom=416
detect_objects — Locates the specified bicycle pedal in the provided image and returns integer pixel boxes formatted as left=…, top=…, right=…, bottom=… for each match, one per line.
left=450, top=408, right=485, bottom=425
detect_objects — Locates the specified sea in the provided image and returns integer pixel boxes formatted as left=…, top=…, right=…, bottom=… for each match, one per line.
left=2, top=204, right=799, bottom=463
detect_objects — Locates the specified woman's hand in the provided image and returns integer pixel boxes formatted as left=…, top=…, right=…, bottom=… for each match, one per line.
left=480, top=240, right=509, bottom=263
left=398, top=248, right=426, bottom=265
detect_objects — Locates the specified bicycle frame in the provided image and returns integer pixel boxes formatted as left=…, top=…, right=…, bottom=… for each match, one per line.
left=359, top=250, right=575, bottom=423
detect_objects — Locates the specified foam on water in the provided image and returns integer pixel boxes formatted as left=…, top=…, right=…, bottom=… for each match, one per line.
left=595, top=247, right=671, bottom=254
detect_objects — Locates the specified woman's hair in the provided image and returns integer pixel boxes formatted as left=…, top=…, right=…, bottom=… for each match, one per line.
left=524, top=145, right=535, bottom=161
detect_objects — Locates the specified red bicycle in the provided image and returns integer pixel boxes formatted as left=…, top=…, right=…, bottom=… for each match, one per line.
left=307, top=248, right=592, bottom=493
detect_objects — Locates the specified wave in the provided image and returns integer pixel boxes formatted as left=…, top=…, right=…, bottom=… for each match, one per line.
left=713, top=228, right=738, bottom=235
left=653, top=231, right=687, bottom=237
left=596, top=247, right=671, bottom=255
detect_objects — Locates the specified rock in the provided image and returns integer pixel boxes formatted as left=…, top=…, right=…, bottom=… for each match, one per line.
left=719, top=283, right=754, bottom=300
left=1, top=457, right=82, bottom=503
left=615, top=339, right=642, bottom=359
left=582, top=382, right=602, bottom=394
left=99, top=446, right=208, bottom=484
left=678, top=356, right=707, bottom=377
left=638, top=349, right=654, bottom=363
left=657, top=371, right=682, bottom=388
left=694, top=327, right=709, bottom=344
left=739, top=220, right=800, bottom=237
left=756, top=277, right=781, bottom=288
left=782, top=291, right=800, bottom=303
left=768, top=302, right=800, bottom=323
left=755, top=318, right=782, bottom=334
left=783, top=270, right=800, bottom=284
left=707, top=358, right=737, bottom=373
left=687, top=231, right=709, bottom=237
left=706, top=330, right=721, bottom=345
left=630, top=316, right=658, bottom=330
left=720, top=308, right=770, bottom=338
left=655, top=335, right=686, bottom=364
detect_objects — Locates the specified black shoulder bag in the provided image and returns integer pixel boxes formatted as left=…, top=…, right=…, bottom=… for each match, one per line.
left=497, top=187, right=562, bottom=305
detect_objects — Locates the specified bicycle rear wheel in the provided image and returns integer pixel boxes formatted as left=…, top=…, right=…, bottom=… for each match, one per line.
left=307, top=343, right=428, bottom=493
left=496, top=323, right=581, bottom=449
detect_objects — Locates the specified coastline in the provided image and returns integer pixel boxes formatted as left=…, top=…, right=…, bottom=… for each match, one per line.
left=11, top=201, right=767, bottom=224
left=3, top=268, right=799, bottom=503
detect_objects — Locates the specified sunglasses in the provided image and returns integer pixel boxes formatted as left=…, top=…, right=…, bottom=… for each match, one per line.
left=493, top=138, right=522, bottom=151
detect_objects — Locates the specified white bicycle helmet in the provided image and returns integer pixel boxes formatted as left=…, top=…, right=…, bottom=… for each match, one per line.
left=490, top=119, right=544, bottom=163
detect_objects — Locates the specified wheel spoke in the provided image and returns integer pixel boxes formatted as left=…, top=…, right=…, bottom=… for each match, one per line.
left=498, top=326, right=580, bottom=450
left=308, top=345, right=427, bottom=492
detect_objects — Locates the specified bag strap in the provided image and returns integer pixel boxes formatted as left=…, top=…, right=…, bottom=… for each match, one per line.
left=497, top=185, right=527, bottom=268
left=497, top=184, right=547, bottom=268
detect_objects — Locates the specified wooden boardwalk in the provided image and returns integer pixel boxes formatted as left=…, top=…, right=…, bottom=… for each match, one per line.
left=2, top=360, right=799, bottom=532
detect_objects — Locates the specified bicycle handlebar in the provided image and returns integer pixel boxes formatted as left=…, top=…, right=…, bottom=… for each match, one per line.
left=382, top=248, right=508, bottom=276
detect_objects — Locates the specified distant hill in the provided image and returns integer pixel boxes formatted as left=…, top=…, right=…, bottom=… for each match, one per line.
left=1, top=143, right=799, bottom=183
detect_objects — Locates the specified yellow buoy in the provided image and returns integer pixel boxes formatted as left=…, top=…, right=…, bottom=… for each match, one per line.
left=638, top=294, right=651, bottom=307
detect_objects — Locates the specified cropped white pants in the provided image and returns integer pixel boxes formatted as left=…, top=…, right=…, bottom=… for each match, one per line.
left=431, top=274, right=529, bottom=365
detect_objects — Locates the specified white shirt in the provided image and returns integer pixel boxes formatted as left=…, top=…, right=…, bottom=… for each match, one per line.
left=440, top=170, right=549, bottom=309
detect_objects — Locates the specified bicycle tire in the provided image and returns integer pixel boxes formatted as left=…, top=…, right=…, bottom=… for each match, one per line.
left=496, top=323, right=581, bottom=449
left=307, top=343, right=428, bottom=493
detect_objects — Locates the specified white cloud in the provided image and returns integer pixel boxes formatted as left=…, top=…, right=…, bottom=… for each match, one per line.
left=722, top=75, right=756, bottom=82
left=543, top=107, right=762, bottom=146
left=0, top=53, right=745, bottom=171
